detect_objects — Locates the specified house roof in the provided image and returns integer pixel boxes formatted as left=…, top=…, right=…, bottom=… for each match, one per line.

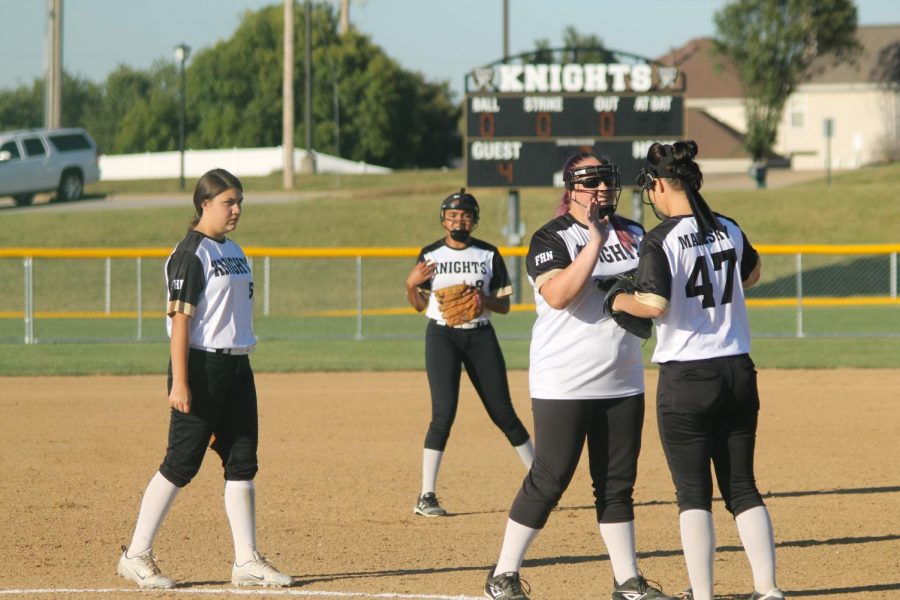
left=662, top=24, right=900, bottom=98
left=662, top=37, right=743, bottom=98
left=685, top=108, right=749, bottom=159
left=805, top=24, right=900, bottom=85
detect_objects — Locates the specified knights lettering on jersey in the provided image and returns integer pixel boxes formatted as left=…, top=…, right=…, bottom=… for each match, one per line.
left=525, top=213, right=646, bottom=400
left=599, top=242, right=638, bottom=263
left=165, top=230, right=256, bottom=351
left=211, top=256, right=251, bottom=277
left=432, top=260, right=488, bottom=275
left=416, top=238, right=513, bottom=326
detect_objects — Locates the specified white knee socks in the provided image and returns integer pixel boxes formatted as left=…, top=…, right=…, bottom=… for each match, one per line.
left=514, top=440, right=535, bottom=469
left=127, top=471, right=180, bottom=556
left=736, top=505, right=778, bottom=594
left=421, top=449, right=444, bottom=494
left=599, top=521, right=639, bottom=585
left=680, top=509, right=716, bottom=600
left=224, top=480, right=257, bottom=565
left=494, top=519, right=540, bottom=576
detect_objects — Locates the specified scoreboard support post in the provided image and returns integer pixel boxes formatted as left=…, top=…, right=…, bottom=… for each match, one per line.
left=504, top=189, right=523, bottom=303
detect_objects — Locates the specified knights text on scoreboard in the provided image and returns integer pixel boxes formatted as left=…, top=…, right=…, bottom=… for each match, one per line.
left=464, top=61, right=685, bottom=188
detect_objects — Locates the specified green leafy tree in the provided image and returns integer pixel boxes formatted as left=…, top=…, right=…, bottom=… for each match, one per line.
left=714, top=0, right=861, bottom=185
left=530, top=26, right=613, bottom=64
left=0, top=81, right=43, bottom=130
left=0, top=73, right=101, bottom=134
left=0, top=1, right=460, bottom=168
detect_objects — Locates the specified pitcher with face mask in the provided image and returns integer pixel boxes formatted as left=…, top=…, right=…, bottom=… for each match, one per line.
left=404, top=188, right=534, bottom=518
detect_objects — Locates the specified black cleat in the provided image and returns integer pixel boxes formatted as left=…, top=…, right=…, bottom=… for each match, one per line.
left=414, top=492, right=447, bottom=517
left=484, top=570, right=531, bottom=600
left=612, top=575, right=676, bottom=600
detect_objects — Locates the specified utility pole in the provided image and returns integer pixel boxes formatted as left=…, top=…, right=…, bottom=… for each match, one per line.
left=339, top=0, right=350, bottom=35
left=283, top=0, right=295, bottom=189
left=45, top=0, right=62, bottom=128
left=501, top=0, right=523, bottom=303
left=300, top=0, right=316, bottom=174
left=174, top=44, right=190, bottom=191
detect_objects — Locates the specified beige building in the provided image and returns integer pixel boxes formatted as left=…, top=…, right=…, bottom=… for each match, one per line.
left=666, top=25, right=900, bottom=173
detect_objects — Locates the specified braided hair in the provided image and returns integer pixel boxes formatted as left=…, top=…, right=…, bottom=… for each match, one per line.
left=645, top=141, right=723, bottom=239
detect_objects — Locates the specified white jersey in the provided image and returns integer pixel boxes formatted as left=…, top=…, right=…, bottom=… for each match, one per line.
left=417, top=238, right=513, bottom=327
left=165, top=230, right=256, bottom=351
left=526, top=213, right=645, bottom=400
left=635, top=214, right=759, bottom=363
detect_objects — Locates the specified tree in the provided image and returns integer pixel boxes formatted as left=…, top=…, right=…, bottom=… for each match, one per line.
left=0, top=1, right=461, bottom=168
left=714, top=0, right=861, bottom=186
left=530, top=26, right=613, bottom=64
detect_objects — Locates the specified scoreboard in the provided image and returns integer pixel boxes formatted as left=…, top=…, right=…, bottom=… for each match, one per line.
left=464, top=62, right=685, bottom=188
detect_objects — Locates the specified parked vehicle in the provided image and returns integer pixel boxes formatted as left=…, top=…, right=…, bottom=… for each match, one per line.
left=0, top=127, right=101, bottom=207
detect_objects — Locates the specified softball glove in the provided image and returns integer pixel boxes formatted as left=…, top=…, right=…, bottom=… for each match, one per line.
left=433, top=284, right=483, bottom=327
left=601, top=269, right=653, bottom=339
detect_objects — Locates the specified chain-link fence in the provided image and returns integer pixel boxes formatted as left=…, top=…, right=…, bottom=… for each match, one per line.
left=1, top=245, right=898, bottom=344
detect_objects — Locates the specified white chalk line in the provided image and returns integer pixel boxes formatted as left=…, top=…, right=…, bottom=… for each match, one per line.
left=0, top=588, right=481, bottom=600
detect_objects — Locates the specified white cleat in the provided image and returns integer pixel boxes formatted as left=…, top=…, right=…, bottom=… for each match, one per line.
left=231, top=551, right=293, bottom=587
left=117, top=546, right=175, bottom=589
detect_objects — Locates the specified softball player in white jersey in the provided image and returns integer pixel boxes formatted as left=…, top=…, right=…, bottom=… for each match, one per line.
left=613, top=141, right=783, bottom=600
left=484, top=154, right=674, bottom=600
left=117, top=169, right=291, bottom=590
left=406, top=189, right=533, bottom=518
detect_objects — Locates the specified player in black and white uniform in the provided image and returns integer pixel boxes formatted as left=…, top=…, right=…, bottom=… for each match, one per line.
left=612, top=141, right=783, bottom=600
left=118, top=169, right=292, bottom=590
left=484, top=154, right=674, bottom=600
left=405, top=189, right=533, bottom=517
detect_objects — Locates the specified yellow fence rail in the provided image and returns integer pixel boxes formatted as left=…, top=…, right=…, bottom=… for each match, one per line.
left=2, top=245, right=898, bottom=342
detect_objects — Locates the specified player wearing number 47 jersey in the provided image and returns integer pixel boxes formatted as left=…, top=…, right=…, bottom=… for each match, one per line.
left=117, top=169, right=291, bottom=590
left=612, top=142, right=784, bottom=600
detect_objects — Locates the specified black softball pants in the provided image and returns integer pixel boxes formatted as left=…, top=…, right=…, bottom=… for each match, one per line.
left=509, top=394, right=644, bottom=529
left=423, top=320, right=530, bottom=451
left=656, top=353, right=764, bottom=516
left=159, top=349, right=259, bottom=488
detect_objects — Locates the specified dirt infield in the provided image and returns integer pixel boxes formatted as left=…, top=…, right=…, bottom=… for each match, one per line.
left=1, top=370, right=898, bottom=599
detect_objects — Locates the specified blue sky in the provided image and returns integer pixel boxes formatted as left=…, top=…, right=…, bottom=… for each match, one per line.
left=2, top=0, right=899, bottom=99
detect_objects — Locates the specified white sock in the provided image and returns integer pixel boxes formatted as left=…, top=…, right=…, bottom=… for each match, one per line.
left=736, top=506, right=778, bottom=594
left=514, top=439, right=534, bottom=469
left=421, top=448, right=443, bottom=495
left=599, top=521, right=639, bottom=585
left=680, top=509, right=715, bottom=600
left=494, top=519, right=540, bottom=576
left=224, top=480, right=257, bottom=565
left=128, top=471, right=180, bottom=556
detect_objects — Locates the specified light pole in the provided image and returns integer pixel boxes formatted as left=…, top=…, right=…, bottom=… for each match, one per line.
left=174, top=43, right=191, bottom=190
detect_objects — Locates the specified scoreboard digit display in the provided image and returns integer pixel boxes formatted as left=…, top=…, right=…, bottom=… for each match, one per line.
left=464, top=60, right=685, bottom=188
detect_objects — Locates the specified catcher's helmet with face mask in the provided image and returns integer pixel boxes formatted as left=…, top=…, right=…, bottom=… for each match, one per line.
left=564, top=163, right=623, bottom=218
left=440, top=188, right=480, bottom=224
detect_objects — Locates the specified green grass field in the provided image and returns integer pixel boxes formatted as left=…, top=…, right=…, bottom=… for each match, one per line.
left=1, top=164, right=899, bottom=374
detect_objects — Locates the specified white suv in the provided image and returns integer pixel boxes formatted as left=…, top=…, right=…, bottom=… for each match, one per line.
left=0, top=127, right=101, bottom=207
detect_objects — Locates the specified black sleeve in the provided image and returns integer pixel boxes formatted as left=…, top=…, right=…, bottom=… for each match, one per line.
left=739, top=230, right=760, bottom=282
left=635, top=237, right=672, bottom=301
left=414, top=246, right=433, bottom=292
left=489, top=249, right=512, bottom=293
left=526, top=227, right=571, bottom=281
left=166, top=251, right=205, bottom=316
